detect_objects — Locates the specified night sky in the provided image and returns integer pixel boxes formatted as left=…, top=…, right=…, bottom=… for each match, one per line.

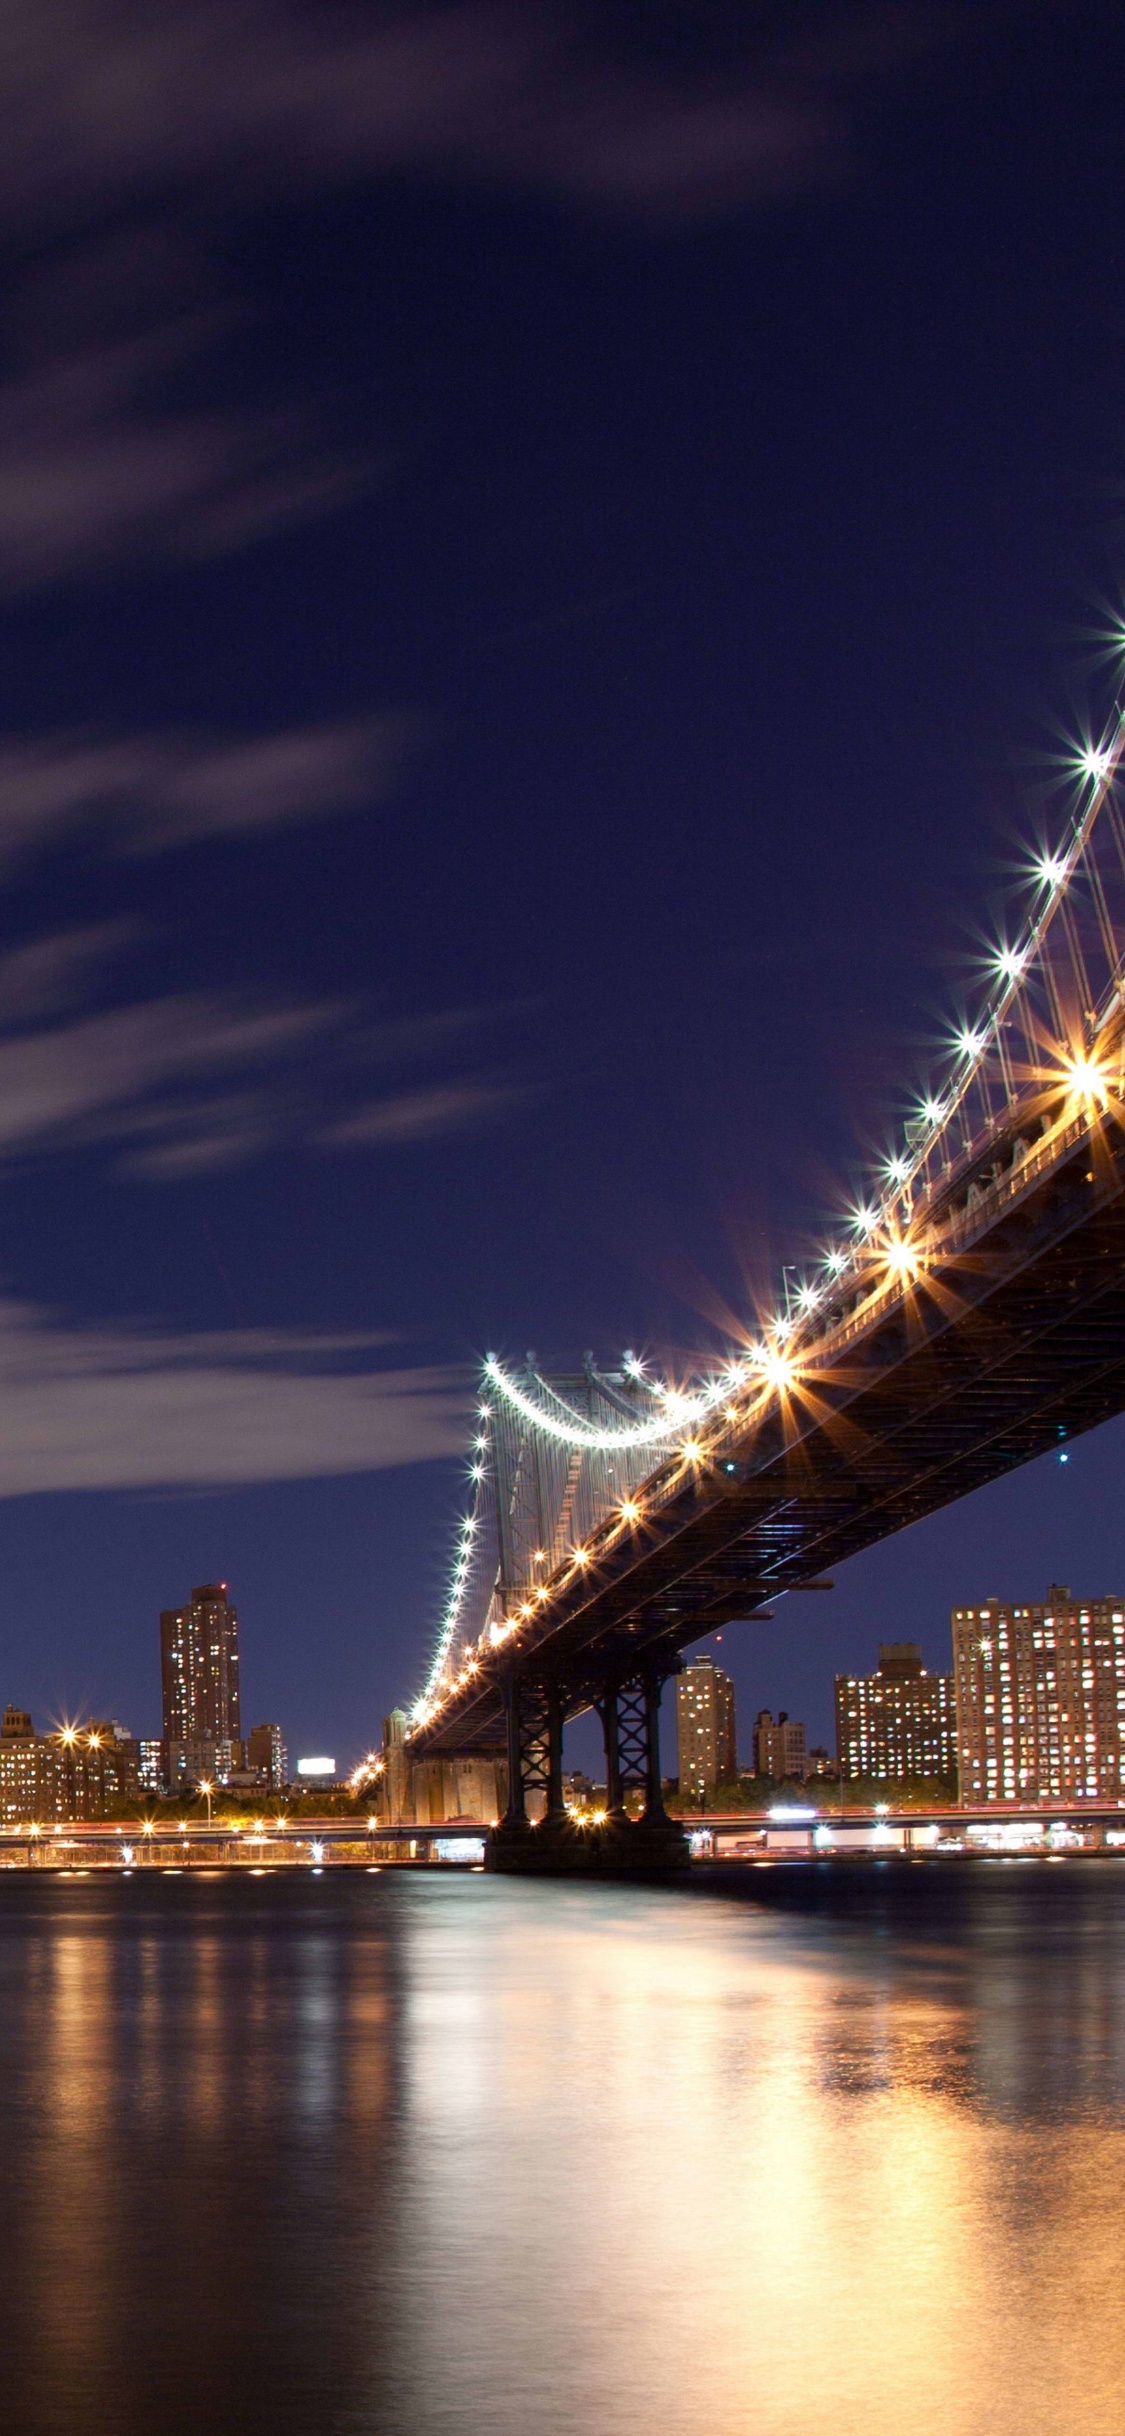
left=0, top=0, right=1123, bottom=1768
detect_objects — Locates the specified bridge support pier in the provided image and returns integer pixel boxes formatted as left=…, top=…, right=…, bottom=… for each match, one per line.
left=486, top=1664, right=689, bottom=1876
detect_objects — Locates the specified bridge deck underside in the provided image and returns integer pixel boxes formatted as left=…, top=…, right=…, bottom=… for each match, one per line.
left=415, top=1127, right=1125, bottom=1756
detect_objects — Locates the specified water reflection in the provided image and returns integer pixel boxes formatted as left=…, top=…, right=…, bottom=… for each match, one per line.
left=0, top=1864, right=1121, bottom=2434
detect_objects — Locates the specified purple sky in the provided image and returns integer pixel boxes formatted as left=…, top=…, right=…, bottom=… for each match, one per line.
left=0, top=1, right=1122, bottom=1763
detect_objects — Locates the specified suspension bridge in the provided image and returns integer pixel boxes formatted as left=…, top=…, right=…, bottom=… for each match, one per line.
left=396, top=711, right=1125, bottom=1870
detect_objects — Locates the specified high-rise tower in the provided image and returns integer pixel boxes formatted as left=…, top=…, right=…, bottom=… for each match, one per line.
left=160, top=1583, right=242, bottom=1787
left=675, top=1656, right=737, bottom=1801
left=953, top=1590, right=1125, bottom=1803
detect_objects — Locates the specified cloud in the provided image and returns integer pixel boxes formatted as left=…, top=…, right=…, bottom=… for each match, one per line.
left=0, top=2, right=972, bottom=226
left=319, top=1077, right=525, bottom=1148
left=0, top=922, right=136, bottom=1020
left=0, top=933, right=524, bottom=1176
left=0, top=4, right=975, bottom=585
left=0, top=1299, right=467, bottom=1492
left=0, top=317, right=366, bottom=592
left=0, top=989, right=338, bottom=1162
left=0, top=716, right=412, bottom=862
left=129, top=717, right=419, bottom=848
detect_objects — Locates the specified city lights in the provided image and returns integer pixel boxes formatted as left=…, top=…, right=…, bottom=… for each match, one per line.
left=882, top=1237, right=921, bottom=1279
left=1062, top=1052, right=1111, bottom=1102
left=755, top=1346, right=795, bottom=1391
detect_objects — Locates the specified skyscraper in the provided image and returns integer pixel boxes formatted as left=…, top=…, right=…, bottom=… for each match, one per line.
left=247, top=1723, right=288, bottom=1789
left=0, top=1707, right=58, bottom=1825
left=835, top=1643, right=957, bottom=1783
left=161, top=1583, right=242, bottom=1787
left=952, top=1589, right=1125, bottom=1803
left=55, top=1723, right=142, bottom=1820
left=675, top=1657, right=737, bottom=1801
left=753, top=1710, right=808, bottom=1781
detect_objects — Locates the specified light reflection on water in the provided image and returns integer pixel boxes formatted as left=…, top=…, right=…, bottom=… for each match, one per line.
left=0, top=1863, right=1122, bottom=2435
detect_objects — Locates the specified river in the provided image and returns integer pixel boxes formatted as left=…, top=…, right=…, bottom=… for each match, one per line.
left=0, top=1859, right=1121, bottom=2435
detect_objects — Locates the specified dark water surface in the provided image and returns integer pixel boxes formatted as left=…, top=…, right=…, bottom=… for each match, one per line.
left=1, top=1860, right=1123, bottom=2436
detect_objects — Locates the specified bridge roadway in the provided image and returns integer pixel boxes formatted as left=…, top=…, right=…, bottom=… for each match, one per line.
left=0, top=1818, right=490, bottom=1865
left=2, top=1807, right=1122, bottom=1864
left=412, top=1061, right=1125, bottom=1775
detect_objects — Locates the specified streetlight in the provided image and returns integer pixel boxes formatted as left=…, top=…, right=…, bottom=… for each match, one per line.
left=199, top=1778, right=214, bottom=1826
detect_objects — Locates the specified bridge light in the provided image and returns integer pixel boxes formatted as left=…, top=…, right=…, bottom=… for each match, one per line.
left=759, top=1348, right=794, bottom=1391
left=1062, top=1052, right=1110, bottom=1102
left=1079, top=743, right=1113, bottom=782
left=1036, top=852, right=1067, bottom=888
left=956, top=1027, right=986, bottom=1059
left=483, top=1354, right=702, bottom=1451
left=851, top=1204, right=878, bottom=1237
left=994, top=945, right=1027, bottom=981
left=532, top=1548, right=546, bottom=1563
left=920, top=1097, right=945, bottom=1126
left=682, top=1439, right=703, bottom=1462
left=572, top=1546, right=591, bottom=1566
left=883, top=1239, right=920, bottom=1280
left=883, top=1155, right=910, bottom=1184
left=620, top=1500, right=640, bottom=1523
left=824, top=1248, right=847, bottom=1275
